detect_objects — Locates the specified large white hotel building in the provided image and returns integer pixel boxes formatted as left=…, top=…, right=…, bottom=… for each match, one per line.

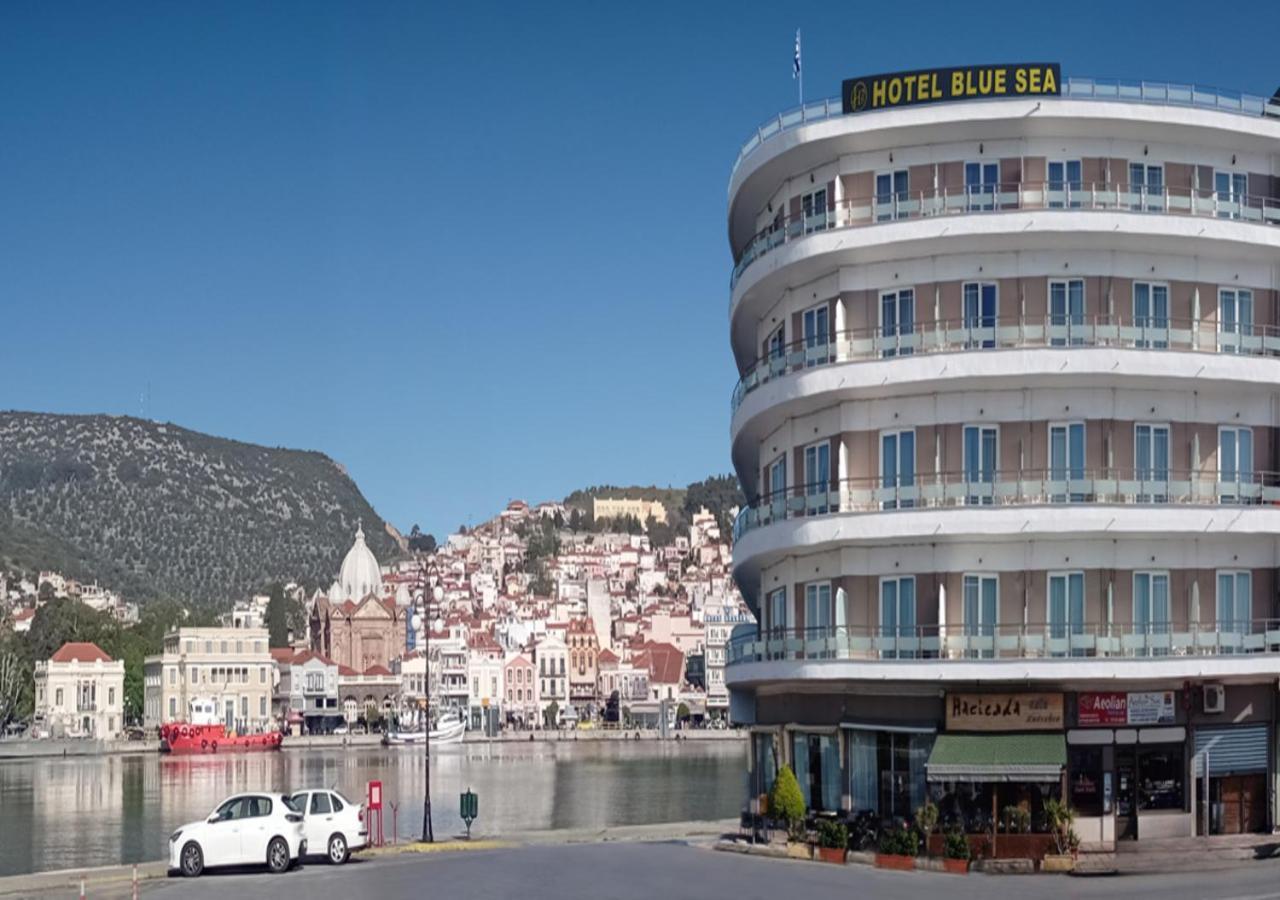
left=724, top=68, right=1280, bottom=849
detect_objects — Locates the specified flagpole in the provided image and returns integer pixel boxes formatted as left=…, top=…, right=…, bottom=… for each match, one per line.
left=797, top=29, right=803, bottom=109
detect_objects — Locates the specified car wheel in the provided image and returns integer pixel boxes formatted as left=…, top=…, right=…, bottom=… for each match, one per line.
left=180, top=841, right=204, bottom=878
left=328, top=833, right=349, bottom=865
left=267, top=836, right=290, bottom=874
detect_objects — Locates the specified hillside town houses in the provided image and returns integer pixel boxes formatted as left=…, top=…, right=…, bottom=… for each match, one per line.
left=4, top=499, right=753, bottom=735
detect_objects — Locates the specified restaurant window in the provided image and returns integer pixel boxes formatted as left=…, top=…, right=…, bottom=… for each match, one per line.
left=752, top=732, right=778, bottom=798
left=792, top=731, right=840, bottom=812
left=875, top=730, right=933, bottom=819
left=1069, top=747, right=1105, bottom=816
left=1138, top=746, right=1184, bottom=811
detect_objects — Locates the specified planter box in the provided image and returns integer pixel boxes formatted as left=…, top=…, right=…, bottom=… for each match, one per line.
left=927, top=832, right=1054, bottom=861
left=943, top=858, right=970, bottom=874
left=875, top=853, right=916, bottom=871
left=785, top=842, right=812, bottom=860
left=1041, top=854, right=1075, bottom=873
left=816, top=846, right=846, bottom=864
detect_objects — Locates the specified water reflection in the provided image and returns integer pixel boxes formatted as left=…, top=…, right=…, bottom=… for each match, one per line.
left=0, top=741, right=746, bottom=876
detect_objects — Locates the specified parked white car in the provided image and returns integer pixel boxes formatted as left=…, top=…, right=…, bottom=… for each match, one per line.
left=169, top=793, right=306, bottom=877
left=289, top=788, right=368, bottom=864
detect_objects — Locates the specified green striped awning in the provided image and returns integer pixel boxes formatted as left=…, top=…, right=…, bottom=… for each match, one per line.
left=926, top=733, right=1066, bottom=782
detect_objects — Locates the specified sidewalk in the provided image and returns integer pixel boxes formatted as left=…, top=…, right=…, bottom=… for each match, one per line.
left=0, top=819, right=740, bottom=897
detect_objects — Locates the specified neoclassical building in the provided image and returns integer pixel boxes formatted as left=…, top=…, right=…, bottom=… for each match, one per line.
left=310, top=524, right=406, bottom=672
left=724, top=68, right=1280, bottom=848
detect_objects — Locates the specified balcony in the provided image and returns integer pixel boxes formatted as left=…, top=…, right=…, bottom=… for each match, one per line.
left=731, top=78, right=1280, bottom=188
left=726, top=620, right=1280, bottom=667
left=733, top=316, right=1280, bottom=415
left=733, top=469, right=1280, bottom=542
left=732, top=181, right=1280, bottom=290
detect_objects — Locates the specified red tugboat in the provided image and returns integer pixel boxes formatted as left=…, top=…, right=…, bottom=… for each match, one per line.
left=160, top=699, right=284, bottom=754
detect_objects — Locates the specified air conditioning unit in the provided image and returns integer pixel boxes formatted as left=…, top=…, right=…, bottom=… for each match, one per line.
left=1203, top=684, right=1226, bottom=714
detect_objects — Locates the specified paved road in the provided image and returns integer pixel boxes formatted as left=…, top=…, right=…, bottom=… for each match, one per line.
left=58, top=843, right=1280, bottom=900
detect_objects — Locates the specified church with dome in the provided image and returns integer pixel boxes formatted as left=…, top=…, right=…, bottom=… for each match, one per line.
left=309, top=523, right=407, bottom=673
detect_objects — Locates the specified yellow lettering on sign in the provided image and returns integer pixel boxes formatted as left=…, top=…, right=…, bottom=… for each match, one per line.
left=1043, top=66, right=1057, bottom=93
left=951, top=71, right=964, bottom=98
left=1028, top=67, right=1042, bottom=92
left=1015, top=68, right=1028, bottom=93
left=994, top=69, right=1007, bottom=94
left=928, top=72, right=942, bottom=99
left=873, top=78, right=886, bottom=108
left=887, top=77, right=902, bottom=105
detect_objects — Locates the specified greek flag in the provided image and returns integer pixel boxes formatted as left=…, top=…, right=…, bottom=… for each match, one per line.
left=793, top=29, right=801, bottom=79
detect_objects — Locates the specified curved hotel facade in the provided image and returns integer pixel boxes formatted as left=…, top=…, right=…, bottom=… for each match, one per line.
left=724, top=69, right=1280, bottom=847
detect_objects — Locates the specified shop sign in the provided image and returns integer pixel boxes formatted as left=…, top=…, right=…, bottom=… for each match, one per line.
left=1127, top=691, right=1175, bottom=725
left=842, top=63, right=1061, bottom=114
left=945, top=692, right=1063, bottom=732
left=1078, top=691, right=1176, bottom=726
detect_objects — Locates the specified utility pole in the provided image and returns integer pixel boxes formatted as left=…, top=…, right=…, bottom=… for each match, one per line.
left=418, top=561, right=439, bottom=843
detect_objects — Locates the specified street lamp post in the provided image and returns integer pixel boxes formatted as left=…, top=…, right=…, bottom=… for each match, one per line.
left=418, top=562, right=443, bottom=844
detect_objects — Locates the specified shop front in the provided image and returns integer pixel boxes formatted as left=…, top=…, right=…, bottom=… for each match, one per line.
left=1194, top=723, right=1270, bottom=835
left=1070, top=690, right=1191, bottom=843
left=924, top=692, right=1067, bottom=856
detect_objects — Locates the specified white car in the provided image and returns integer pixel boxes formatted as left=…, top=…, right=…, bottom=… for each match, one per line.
left=289, top=788, right=368, bottom=864
left=169, top=793, right=307, bottom=877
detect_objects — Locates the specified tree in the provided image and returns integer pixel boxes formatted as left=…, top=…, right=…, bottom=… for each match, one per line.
left=27, top=597, right=117, bottom=663
left=543, top=700, right=560, bottom=730
left=265, top=583, right=289, bottom=648
left=0, top=630, right=32, bottom=729
left=676, top=702, right=691, bottom=723
left=769, top=765, right=807, bottom=837
left=683, top=475, right=746, bottom=535
left=646, top=515, right=677, bottom=547
left=407, top=525, right=437, bottom=553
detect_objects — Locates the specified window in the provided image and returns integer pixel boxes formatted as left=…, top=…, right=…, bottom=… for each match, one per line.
left=168, top=697, right=177, bottom=719
left=962, top=282, right=997, bottom=348
left=881, top=429, right=916, bottom=509
left=880, top=576, right=916, bottom=659
left=1137, top=746, right=1184, bottom=811
left=1218, top=427, right=1253, bottom=502
left=1134, top=424, right=1170, bottom=502
left=1047, top=572, right=1085, bottom=655
left=1047, top=159, right=1082, bottom=208
left=240, top=696, right=248, bottom=718
left=108, top=687, right=115, bottom=706
left=963, top=425, right=998, bottom=506
left=873, top=730, right=934, bottom=818
left=236, top=640, right=243, bottom=654
left=803, top=441, right=830, bottom=514
left=802, top=303, right=829, bottom=366
left=1132, top=283, right=1169, bottom=348
left=792, top=732, right=840, bottom=812
left=1049, top=422, right=1086, bottom=502
left=1216, top=570, right=1252, bottom=636
left=874, top=169, right=909, bottom=221
left=168, top=668, right=175, bottom=686
left=879, top=289, right=914, bottom=357
left=962, top=574, right=998, bottom=658
left=804, top=583, right=834, bottom=646
left=247, top=797, right=272, bottom=818
left=964, top=161, right=999, bottom=211
left=1129, top=163, right=1164, bottom=211
left=259, top=696, right=267, bottom=717
left=801, top=188, right=828, bottom=233
left=204, top=641, right=212, bottom=654
left=1133, top=571, right=1170, bottom=649
left=310, top=792, right=332, bottom=815
left=767, top=587, right=787, bottom=644
left=1048, top=279, right=1085, bottom=346
left=330, top=794, right=343, bottom=812
left=767, top=455, right=787, bottom=520
left=1215, top=170, right=1247, bottom=219
left=1069, top=747, right=1105, bottom=816
left=190, top=666, right=199, bottom=684
left=766, top=324, right=785, bottom=370
left=220, top=641, right=228, bottom=655
left=1219, top=289, right=1254, bottom=353
left=259, top=666, right=267, bottom=683
left=55, top=688, right=63, bottom=707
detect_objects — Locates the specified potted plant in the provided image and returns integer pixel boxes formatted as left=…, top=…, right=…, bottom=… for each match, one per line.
left=875, top=821, right=919, bottom=870
left=1041, top=798, right=1077, bottom=873
left=768, top=765, right=810, bottom=858
left=915, top=799, right=939, bottom=854
left=942, top=827, right=971, bottom=874
left=815, top=819, right=848, bottom=864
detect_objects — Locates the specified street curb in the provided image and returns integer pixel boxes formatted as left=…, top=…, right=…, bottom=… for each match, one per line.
left=365, top=839, right=513, bottom=856
left=0, top=861, right=169, bottom=897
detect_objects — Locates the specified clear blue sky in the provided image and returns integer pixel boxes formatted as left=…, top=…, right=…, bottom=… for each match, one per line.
left=3, top=1, right=1277, bottom=537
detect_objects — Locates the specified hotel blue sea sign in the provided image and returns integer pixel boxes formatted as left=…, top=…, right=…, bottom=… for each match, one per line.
left=843, top=63, right=1061, bottom=114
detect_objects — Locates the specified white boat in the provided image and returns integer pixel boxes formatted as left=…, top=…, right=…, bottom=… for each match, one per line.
left=383, top=712, right=466, bottom=747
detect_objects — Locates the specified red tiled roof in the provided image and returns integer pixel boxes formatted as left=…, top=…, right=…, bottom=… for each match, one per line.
left=364, top=664, right=393, bottom=676
left=269, top=648, right=296, bottom=663
left=51, top=642, right=113, bottom=664
left=338, top=664, right=359, bottom=676
left=291, top=650, right=335, bottom=667
left=598, top=648, right=620, bottom=664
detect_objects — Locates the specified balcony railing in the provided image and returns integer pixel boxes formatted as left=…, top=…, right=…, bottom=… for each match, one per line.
left=733, top=469, right=1280, bottom=542
left=727, top=620, right=1280, bottom=667
left=731, top=181, right=1280, bottom=289
left=731, top=77, right=1280, bottom=186
left=732, top=314, right=1280, bottom=414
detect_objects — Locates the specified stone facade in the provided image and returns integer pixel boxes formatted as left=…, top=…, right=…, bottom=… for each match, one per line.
left=310, top=594, right=407, bottom=673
